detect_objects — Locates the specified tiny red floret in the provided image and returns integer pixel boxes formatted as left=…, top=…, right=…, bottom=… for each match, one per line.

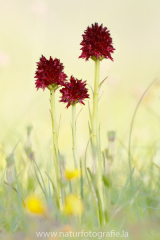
left=35, top=55, right=67, bottom=90
left=79, top=22, right=115, bottom=61
left=60, top=76, right=89, bottom=108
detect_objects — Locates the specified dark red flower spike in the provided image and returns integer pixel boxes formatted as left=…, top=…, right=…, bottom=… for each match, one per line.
left=35, top=55, right=67, bottom=90
left=79, top=22, right=115, bottom=61
left=60, top=76, right=89, bottom=108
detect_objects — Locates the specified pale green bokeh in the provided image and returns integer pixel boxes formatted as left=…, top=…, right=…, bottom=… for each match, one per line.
left=0, top=0, right=160, bottom=166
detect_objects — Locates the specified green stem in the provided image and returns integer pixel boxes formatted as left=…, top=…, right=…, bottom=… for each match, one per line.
left=92, top=59, right=100, bottom=146
left=72, top=104, right=78, bottom=168
left=92, top=59, right=102, bottom=199
left=98, top=124, right=104, bottom=211
left=50, top=89, right=61, bottom=207
left=50, top=89, right=58, bottom=153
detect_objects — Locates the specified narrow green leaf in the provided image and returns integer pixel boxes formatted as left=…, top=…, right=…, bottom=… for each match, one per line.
left=14, top=162, right=26, bottom=232
left=34, top=165, right=47, bottom=199
left=0, top=167, right=6, bottom=189
left=152, top=162, right=160, bottom=171
left=102, top=175, right=112, bottom=188
left=45, top=172, right=60, bottom=209
left=97, top=77, right=107, bottom=93
left=87, top=168, right=104, bottom=227
left=84, top=140, right=99, bottom=219
left=88, top=102, right=92, bottom=126
left=80, top=159, right=83, bottom=200
left=115, top=167, right=135, bottom=206
left=34, top=160, right=48, bottom=197
left=102, top=151, right=106, bottom=175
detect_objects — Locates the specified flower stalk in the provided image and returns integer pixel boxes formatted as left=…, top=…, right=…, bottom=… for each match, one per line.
left=92, top=59, right=100, bottom=146
left=92, top=59, right=104, bottom=212
left=50, top=88, right=58, bottom=154
left=72, top=104, right=78, bottom=168
left=92, top=59, right=101, bottom=184
left=50, top=88, right=61, bottom=207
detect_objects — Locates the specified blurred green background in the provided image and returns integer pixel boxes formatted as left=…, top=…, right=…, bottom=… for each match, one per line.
left=0, top=0, right=160, bottom=167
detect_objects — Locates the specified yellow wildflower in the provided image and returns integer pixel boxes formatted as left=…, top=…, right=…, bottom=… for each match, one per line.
left=24, top=195, right=46, bottom=215
left=65, top=169, right=81, bottom=180
left=63, top=194, right=84, bottom=216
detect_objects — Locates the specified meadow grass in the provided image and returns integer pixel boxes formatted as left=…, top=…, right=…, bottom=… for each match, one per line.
left=1, top=80, right=160, bottom=240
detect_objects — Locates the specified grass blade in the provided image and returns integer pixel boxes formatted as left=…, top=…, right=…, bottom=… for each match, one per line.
left=45, top=172, right=60, bottom=209
left=87, top=168, right=104, bottom=227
